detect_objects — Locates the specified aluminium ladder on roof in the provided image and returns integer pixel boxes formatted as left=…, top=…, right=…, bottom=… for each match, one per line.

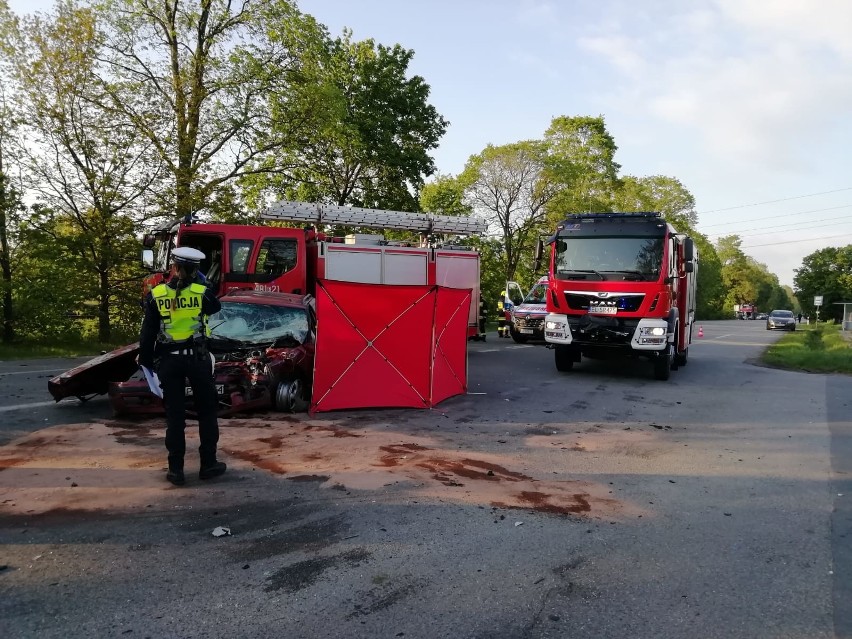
left=262, top=200, right=486, bottom=236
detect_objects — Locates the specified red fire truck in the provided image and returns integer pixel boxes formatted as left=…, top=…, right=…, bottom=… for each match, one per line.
left=142, top=200, right=484, bottom=337
left=538, top=212, right=697, bottom=380
left=735, top=303, right=756, bottom=320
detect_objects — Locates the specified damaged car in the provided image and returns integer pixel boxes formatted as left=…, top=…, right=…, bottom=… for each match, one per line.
left=49, top=290, right=316, bottom=416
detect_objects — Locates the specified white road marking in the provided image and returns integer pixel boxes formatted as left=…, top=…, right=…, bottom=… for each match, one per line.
left=0, top=368, right=67, bottom=377
left=0, top=399, right=74, bottom=413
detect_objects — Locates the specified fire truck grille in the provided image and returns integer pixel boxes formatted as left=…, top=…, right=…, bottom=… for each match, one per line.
left=564, top=293, right=644, bottom=313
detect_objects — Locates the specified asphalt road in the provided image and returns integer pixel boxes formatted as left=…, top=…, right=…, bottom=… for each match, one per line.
left=1, top=320, right=850, bottom=639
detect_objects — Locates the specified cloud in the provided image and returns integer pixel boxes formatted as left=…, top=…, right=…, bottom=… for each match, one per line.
left=575, top=1, right=852, bottom=171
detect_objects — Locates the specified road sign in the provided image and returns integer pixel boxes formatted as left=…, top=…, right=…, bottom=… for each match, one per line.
left=814, top=295, right=823, bottom=306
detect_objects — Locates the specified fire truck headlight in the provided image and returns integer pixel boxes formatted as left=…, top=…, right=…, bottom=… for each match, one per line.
left=545, top=320, right=565, bottom=330
left=639, top=326, right=666, bottom=337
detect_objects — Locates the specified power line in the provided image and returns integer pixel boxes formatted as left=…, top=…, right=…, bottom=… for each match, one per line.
left=705, top=214, right=852, bottom=239
left=699, top=203, right=852, bottom=230
left=742, top=232, right=852, bottom=249
left=698, top=188, right=852, bottom=215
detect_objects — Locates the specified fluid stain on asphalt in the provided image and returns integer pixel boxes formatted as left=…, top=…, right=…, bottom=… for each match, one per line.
left=0, top=419, right=642, bottom=521
left=304, top=424, right=361, bottom=438
left=231, top=514, right=348, bottom=561
left=227, top=448, right=288, bottom=474
left=415, top=457, right=530, bottom=484
left=264, top=548, right=371, bottom=593
left=218, top=423, right=638, bottom=519
left=346, top=581, right=422, bottom=619
left=257, top=435, right=285, bottom=449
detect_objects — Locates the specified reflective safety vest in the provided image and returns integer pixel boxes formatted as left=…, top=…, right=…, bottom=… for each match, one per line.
left=151, top=282, right=210, bottom=343
left=497, top=291, right=506, bottom=312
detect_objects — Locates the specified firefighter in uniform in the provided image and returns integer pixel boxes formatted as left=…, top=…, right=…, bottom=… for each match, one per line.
left=469, top=298, right=487, bottom=341
left=497, top=290, right=513, bottom=338
left=138, top=246, right=225, bottom=486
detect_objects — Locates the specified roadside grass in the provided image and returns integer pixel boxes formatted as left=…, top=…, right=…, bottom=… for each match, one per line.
left=0, top=337, right=132, bottom=361
left=761, top=323, right=852, bottom=375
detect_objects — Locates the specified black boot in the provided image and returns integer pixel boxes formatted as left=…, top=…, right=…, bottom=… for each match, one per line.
left=166, top=468, right=185, bottom=486
left=199, top=461, right=227, bottom=480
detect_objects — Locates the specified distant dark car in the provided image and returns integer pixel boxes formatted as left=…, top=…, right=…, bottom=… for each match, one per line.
left=756, top=313, right=768, bottom=320
left=766, top=309, right=796, bottom=331
left=108, top=290, right=315, bottom=416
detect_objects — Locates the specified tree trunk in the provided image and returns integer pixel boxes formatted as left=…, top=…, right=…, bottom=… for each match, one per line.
left=98, top=268, right=111, bottom=343
left=0, top=180, right=14, bottom=344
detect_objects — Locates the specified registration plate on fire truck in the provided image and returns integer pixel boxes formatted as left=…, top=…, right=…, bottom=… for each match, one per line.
left=185, top=385, right=225, bottom=396
left=588, top=305, right=617, bottom=315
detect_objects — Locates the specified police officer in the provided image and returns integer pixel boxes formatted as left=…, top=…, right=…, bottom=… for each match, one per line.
left=138, top=246, right=225, bottom=486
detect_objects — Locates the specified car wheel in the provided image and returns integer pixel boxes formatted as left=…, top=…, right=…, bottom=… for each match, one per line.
left=275, top=377, right=305, bottom=412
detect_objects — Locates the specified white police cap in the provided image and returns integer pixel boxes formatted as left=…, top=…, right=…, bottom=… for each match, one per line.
left=172, top=246, right=205, bottom=263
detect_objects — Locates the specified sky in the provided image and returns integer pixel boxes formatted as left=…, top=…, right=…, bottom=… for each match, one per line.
left=8, top=0, right=852, bottom=288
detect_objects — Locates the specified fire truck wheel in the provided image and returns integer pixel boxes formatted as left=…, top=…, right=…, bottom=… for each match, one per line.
left=554, top=345, right=575, bottom=372
left=653, top=345, right=672, bottom=381
left=275, top=377, right=305, bottom=412
left=674, top=346, right=688, bottom=367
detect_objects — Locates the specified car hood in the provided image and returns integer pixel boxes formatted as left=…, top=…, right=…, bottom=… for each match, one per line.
left=512, top=302, right=546, bottom=316
left=48, top=342, right=140, bottom=401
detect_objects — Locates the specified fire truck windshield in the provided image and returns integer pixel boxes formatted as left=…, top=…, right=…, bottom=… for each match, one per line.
left=554, top=236, right=663, bottom=281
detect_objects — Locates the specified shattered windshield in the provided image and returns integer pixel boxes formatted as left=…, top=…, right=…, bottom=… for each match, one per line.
left=209, top=302, right=309, bottom=345
left=523, top=282, right=547, bottom=305
left=554, top=236, right=664, bottom=281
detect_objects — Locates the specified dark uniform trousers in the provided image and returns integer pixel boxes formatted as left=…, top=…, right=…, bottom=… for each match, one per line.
left=158, top=353, right=219, bottom=470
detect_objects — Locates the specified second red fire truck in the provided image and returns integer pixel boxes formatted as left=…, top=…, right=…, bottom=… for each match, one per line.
left=538, top=212, right=697, bottom=380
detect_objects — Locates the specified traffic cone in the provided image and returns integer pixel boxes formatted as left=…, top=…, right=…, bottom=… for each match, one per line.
left=698, top=326, right=704, bottom=338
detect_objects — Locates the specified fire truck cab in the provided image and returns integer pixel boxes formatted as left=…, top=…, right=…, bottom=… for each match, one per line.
left=540, top=212, right=697, bottom=380
left=142, top=201, right=485, bottom=337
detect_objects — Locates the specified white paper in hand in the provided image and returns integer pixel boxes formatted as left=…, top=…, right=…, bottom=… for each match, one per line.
left=140, top=365, right=163, bottom=398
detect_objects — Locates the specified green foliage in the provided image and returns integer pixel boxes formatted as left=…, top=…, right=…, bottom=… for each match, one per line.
left=793, top=245, right=852, bottom=323
left=245, top=27, right=448, bottom=212
left=690, top=232, right=726, bottom=319
left=762, top=324, right=852, bottom=373
left=803, top=326, right=825, bottom=351
left=420, top=174, right=471, bottom=217
left=542, top=115, right=620, bottom=220
left=460, top=141, right=555, bottom=282
left=614, top=175, right=697, bottom=228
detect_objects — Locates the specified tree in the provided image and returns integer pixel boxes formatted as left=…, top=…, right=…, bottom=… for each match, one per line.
left=9, top=1, right=160, bottom=342
left=420, top=173, right=470, bottom=217
left=794, top=246, right=852, bottom=322
left=0, top=0, right=23, bottom=343
left=689, top=232, right=725, bottom=319
left=247, top=29, right=448, bottom=212
left=543, top=115, right=620, bottom=220
left=614, top=175, right=697, bottom=229
left=98, top=0, right=328, bottom=222
left=716, top=235, right=757, bottom=313
left=461, top=141, right=557, bottom=284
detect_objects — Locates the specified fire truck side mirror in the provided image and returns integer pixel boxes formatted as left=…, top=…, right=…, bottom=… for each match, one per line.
left=683, top=238, right=694, bottom=262
left=142, top=249, right=154, bottom=270
left=142, top=233, right=156, bottom=248
left=684, top=262, right=694, bottom=273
